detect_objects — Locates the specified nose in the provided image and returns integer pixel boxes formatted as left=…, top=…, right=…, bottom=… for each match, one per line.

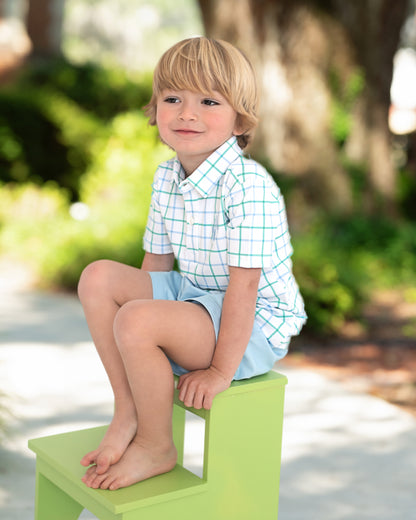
left=178, top=100, right=197, bottom=121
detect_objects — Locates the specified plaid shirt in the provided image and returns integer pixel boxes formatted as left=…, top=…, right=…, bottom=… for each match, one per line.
left=143, top=137, right=306, bottom=347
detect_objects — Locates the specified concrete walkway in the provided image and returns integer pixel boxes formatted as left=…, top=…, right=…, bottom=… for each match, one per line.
left=0, top=286, right=415, bottom=519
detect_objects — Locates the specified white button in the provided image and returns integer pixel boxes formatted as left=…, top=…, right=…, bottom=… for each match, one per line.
left=187, top=217, right=195, bottom=225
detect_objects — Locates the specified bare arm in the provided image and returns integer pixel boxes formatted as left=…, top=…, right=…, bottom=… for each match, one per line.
left=141, top=252, right=175, bottom=272
left=177, top=265, right=261, bottom=409
left=211, top=266, right=261, bottom=379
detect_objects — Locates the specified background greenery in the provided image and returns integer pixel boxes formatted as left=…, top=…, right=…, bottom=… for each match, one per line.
left=1, top=58, right=416, bottom=336
left=0, top=60, right=170, bottom=287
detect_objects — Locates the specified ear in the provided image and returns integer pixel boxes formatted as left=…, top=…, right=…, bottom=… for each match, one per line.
left=233, top=114, right=246, bottom=137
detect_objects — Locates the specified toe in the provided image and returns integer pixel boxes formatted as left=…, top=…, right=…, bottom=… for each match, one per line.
left=95, top=448, right=114, bottom=474
left=82, top=466, right=99, bottom=487
left=99, top=474, right=117, bottom=490
left=80, top=449, right=98, bottom=467
left=109, top=480, right=121, bottom=491
left=91, top=472, right=108, bottom=489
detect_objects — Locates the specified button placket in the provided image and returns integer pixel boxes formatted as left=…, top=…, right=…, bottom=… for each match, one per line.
left=181, top=190, right=196, bottom=256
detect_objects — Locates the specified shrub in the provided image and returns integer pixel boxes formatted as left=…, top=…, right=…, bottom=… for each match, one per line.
left=0, top=88, right=101, bottom=199
left=0, top=58, right=153, bottom=199
left=17, top=57, right=153, bottom=120
left=41, top=112, right=171, bottom=289
left=293, top=215, right=416, bottom=334
left=0, top=111, right=171, bottom=290
left=292, top=231, right=366, bottom=335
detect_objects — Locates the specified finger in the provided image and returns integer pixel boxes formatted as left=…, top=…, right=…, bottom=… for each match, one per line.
left=177, top=375, right=185, bottom=389
left=183, top=389, right=196, bottom=408
left=178, top=379, right=189, bottom=402
left=203, top=395, right=213, bottom=410
left=192, top=391, right=204, bottom=410
left=177, top=371, right=193, bottom=389
left=178, top=378, right=196, bottom=407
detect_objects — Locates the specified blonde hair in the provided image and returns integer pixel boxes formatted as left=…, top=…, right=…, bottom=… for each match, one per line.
left=144, top=37, right=258, bottom=149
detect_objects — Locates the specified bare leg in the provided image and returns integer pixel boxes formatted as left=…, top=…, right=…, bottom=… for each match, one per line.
left=78, top=260, right=153, bottom=474
left=82, top=299, right=216, bottom=490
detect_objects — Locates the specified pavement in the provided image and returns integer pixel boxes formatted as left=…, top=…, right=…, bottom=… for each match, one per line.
left=0, top=281, right=416, bottom=520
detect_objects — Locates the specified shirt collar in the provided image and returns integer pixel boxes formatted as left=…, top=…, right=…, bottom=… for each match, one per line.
left=171, top=137, right=243, bottom=197
left=170, top=158, right=186, bottom=185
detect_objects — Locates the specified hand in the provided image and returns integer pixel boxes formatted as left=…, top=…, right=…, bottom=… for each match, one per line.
left=177, top=366, right=232, bottom=410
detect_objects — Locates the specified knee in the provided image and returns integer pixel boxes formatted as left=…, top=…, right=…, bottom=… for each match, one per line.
left=78, top=259, right=114, bottom=303
left=113, top=301, right=154, bottom=352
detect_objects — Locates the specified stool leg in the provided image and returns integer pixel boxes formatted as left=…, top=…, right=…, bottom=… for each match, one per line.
left=172, top=403, right=186, bottom=464
left=35, top=472, right=84, bottom=520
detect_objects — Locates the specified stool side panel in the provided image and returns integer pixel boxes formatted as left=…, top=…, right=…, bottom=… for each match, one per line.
left=36, top=458, right=119, bottom=519
left=34, top=471, right=84, bottom=520
left=202, top=384, right=286, bottom=519
left=172, top=401, right=186, bottom=463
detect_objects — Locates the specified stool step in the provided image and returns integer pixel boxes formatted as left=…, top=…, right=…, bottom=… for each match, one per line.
left=29, top=426, right=207, bottom=515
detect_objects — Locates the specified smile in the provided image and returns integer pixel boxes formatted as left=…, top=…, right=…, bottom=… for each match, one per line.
left=174, top=129, right=202, bottom=136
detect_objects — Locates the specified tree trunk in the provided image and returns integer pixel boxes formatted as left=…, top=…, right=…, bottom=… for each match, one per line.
left=26, top=0, right=65, bottom=57
left=198, top=0, right=408, bottom=218
left=338, top=0, right=408, bottom=214
left=0, top=0, right=32, bottom=83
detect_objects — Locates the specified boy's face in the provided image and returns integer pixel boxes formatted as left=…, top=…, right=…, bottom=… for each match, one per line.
left=156, top=89, right=242, bottom=176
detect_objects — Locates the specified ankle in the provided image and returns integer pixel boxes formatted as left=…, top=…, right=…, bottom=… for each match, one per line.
left=113, top=401, right=137, bottom=421
left=133, top=434, right=176, bottom=455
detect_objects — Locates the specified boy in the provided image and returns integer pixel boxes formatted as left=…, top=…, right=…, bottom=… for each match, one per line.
left=78, top=37, right=306, bottom=491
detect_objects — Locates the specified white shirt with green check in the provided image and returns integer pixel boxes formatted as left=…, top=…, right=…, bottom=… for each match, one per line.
left=143, top=137, right=306, bottom=349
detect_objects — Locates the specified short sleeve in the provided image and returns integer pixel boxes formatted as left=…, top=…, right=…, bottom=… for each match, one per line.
left=225, top=171, right=287, bottom=268
left=143, top=175, right=174, bottom=255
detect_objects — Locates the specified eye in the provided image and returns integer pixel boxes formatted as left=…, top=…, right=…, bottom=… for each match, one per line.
left=163, top=96, right=180, bottom=104
left=202, top=98, right=220, bottom=106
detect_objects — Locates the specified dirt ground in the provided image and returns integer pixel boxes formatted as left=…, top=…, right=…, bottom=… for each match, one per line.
left=285, top=289, right=416, bottom=416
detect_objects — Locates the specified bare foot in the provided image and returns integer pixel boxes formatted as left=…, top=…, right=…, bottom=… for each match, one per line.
left=80, top=410, right=137, bottom=475
left=82, top=436, right=177, bottom=490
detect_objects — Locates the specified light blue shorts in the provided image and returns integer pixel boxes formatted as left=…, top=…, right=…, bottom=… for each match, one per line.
left=149, top=271, right=284, bottom=380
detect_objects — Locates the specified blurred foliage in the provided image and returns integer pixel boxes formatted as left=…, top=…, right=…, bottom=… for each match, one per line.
left=398, top=166, right=416, bottom=220
left=0, top=90, right=75, bottom=193
left=328, top=67, right=365, bottom=146
left=293, top=215, right=416, bottom=334
left=0, top=110, right=171, bottom=290
left=0, top=58, right=152, bottom=199
left=0, top=58, right=170, bottom=289
left=1, top=58, right=416, bottom=337
left=18, top=58, right=153, bottom=119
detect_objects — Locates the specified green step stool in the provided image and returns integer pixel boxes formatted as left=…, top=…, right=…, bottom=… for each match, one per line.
left=29, top=370, right=287, bottom=520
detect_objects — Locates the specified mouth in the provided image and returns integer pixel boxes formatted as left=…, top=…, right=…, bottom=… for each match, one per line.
left=174, top=129, right=202, bottom=136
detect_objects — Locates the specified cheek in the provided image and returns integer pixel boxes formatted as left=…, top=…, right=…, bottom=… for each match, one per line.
left=156, top=109, right=171, bottom=136
left=156, top=107, right=166, bottom=126
left=207, top=114, right=235, bottom=134
left=209, top=108, right=238, bottom=132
